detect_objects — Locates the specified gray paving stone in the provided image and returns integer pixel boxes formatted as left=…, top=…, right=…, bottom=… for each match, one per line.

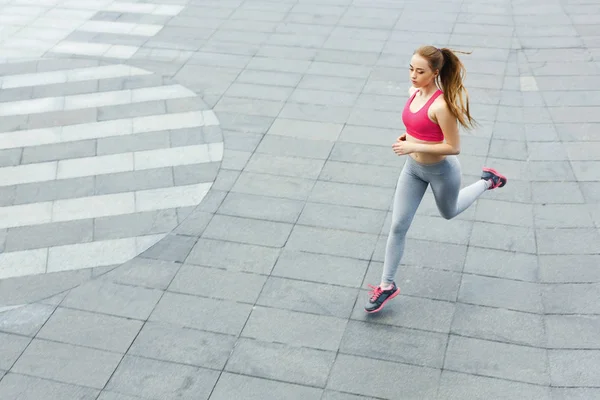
left=94, top=210, right=176, bottom=241
left=102, top=258, right=180, bottom=290
left=340, top=320, right=447, bottom=369
left=542, top=283, right=600, bottom=314
left=95, top=168, right=173, bottom=195
left=470, top=222, right=536, bottom=253
left=212, top=168, right=240, bottom=191
left=218, top=192, right=303, bottom=223
left=319, top=161, right=399, bottom=189
left=0, top=332, right=30, bottom=370
left=5, top=219, right=93, bottom=252
left=546, top=315, right=600, bottom=349
left=536, top=228, right=600, bottom=255
left=0, top=148, right=21, bottom=167
left=242, top=306, right=347, bottom=351
left=149, top=292, right=252, bottom=335
left=174, top=162, right=220, bottom=185
left=141, top=233, right=196, bottom=262
left=258, top=277, right=358, bottom=319
left=222, top=130, right=263, bottom=152
left=245, top=153, right=325, bottom=179
left=405, top=214, right=473, bottom=246
left=221, top=149, right=251, bottom=170
left=298, top=202, right=387, bottom=234
left=25, top=108, right=98, bottom=130
left=0, top=187, right=13, bottom=207
left=321, top=391, right=379, bottom=400
left=211, top=373, right=323, bottom=400
left=12, top=339, right=122, bottom=389
left=0, top=303, right=54, bottom=337
left=169, top=264, right=266, bottom=303
left=278, top=102, right=352, bottom=124
left=452, top=303, right=545, bottom=347
left=256, top=135, right=334, bottom=159
left=459, top=274, right=543, bottom=313
left=329, top=142, right=399, bottom=167
left=534, top=204, right=594, bottom=228
left=0, top=373, right=99, bottom=400
left=463, top=246, right=539, bottom=281
left=21, top=140, right=95, bottom=164
left=96, top=131, right=169, bottom=155
left=445, top=335, right=549, bottom=385
left=539, top=255, right=600, bottom=283
left=225, top=338, right=336, bottom=388
left=364, top=262, right=462, bottom=302
left=61, top=280, right=163, bottom=320
left=286, top=225, right=378, bottom=260
left=128, top=321, right=236, bottom=370
left=97, top=100, right=166, bottom=121
left=549, top=350, right=600, bottom=386
left=36, top=307, right=142, bottom=353
left=231, top=171, right=315, bottom=200
left=106, top=355, right=219, bottom=400
left=327, top=353, right=439, bottom=399
left=310, top=181, right=393, bottom=211
left=271, top=250, right=368, bottom=288
left=14, top=177, right=95, bottom=205
left=531, top=182, right=585, bottom=204
left=551, top=388, right=600, bottom=400
left=203, top=214, right=293, bottom=247
left=173, top=209, right=213, bottom=236
left=187, top=238, right=279, bottom=274
left=438, top=371, right=551, bottom=400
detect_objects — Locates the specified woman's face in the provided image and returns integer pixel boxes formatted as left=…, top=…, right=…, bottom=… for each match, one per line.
left=409, top=54, right=437, bottom=88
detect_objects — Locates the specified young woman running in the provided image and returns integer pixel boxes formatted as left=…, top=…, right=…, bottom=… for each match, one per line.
left=364, top=45, right=507, bottom=313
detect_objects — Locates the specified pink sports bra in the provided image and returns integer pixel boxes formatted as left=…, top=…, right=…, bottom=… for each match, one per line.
left=401, top=89, right=445, bottom=142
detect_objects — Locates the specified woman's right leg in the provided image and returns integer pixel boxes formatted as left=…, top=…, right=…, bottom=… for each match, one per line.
left=365, top=159, right=428, bottom=313
left=381, top=161, right=428, bottom=284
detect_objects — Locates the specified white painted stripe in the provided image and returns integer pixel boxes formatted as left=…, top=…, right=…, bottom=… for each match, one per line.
left=106, top=2, right=184, bottom=16
left=0, top=65, right=152, bottom=89
left=50, top=41, right=140, bottom=59
left=0, top=110, right=219, bottom=149
left=0, top=182, right=212, bottom=229
left=0, top=144, right=220, bottom=186
left=0, top=248, right=47, bottom=279
left=78, top=20, right=163, bottom=36
left=0, top=84, right=196, bottom=116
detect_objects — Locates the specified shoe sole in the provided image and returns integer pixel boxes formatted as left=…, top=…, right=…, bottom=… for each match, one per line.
left=482, top=167, right=507, bottom=188
left=365, top=288, right=400, bottom=314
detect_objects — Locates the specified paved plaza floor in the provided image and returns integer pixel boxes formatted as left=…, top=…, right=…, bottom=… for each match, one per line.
left=1, top=0, right=600, bottom=398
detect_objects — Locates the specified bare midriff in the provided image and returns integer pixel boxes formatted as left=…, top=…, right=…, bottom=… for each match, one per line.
left=405, top=132, right=446, bottom=165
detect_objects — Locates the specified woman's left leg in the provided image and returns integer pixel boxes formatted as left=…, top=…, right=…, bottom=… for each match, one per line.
left=429, top=156, right=490, bottom=220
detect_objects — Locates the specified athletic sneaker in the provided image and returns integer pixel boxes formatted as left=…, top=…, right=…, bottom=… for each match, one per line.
left=481, top=167, right=507, bottom=190
left=364, top=282, right=400, bottom=313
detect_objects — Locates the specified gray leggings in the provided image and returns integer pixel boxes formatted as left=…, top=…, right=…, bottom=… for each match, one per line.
left=381, top=155, right=488, bottom=284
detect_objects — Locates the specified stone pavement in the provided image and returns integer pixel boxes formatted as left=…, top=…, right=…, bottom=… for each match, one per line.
left=1, top=0, right=599, bottom=398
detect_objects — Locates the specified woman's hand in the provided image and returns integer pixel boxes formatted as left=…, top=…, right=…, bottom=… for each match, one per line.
left=392, top=139, right=415, bottom=155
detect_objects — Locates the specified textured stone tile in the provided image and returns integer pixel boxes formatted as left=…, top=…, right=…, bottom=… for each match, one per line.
left=128, top=321, right=236, bottom=370
left=0, top=332, right=30, bottom=370
left=203, top=214, right=293, bottom=247
left=445, top=335, right=549, bottom=385
left=474, top=199, right=533, bottom=227
left=149, top=292, right=252, bottom=335
left=141, top=234, right=196, bottom=262
left=438, top=371, right=551, bottom=400
left=470, top=222, right=536, bottom=253
left=232, top=171, right=315, bottom=200
left=551, top=388, right=600, bottom=400
left=539, top=255, right=600, bottom=283
left=242, top=306, right=347, bottom=351
left=245, top=153, right=325, bottom=179
left=258, top=277, right=358, bottom=319
left=169, top=264, right=266, bottom=303
left=102, top=258, right=180, bottom=290
left=256, top=134, right=334, bottom=159
left=218, top=192, right=303, bottom=223
left=286, top=225, right=378, bottom=260
left=14, top=177, right=95, bottom=205
left=4, top=219, right=92, bottom=251
left=61, top=280, right=162, bottom=320
left=211, top=373, right=323, bottom=400
left=546, top=315, right=600, bottom=349
left=452, top=303, right=545, bottom=347
left=340, top=320, right=447, bottom=368
left=0, top=374, right=99, bottom=400
left=106, top=356, right=219, bottom=400
left=298, top=202, right=387, bottom=234
left=225, top=338, right=336, bottom=388
left=36, top=308, right=142, bottom=353
left=542, top=283, right=600, bottom=314
left=536, top=228, right=600, bottom=255
left=463, top=247, right=538, bottom=281
left=0, top=303, right=54, bottom=336
left=459, top=274, right=542, bottom=313
left=549, top=350, right=600, bottom=386
left=327, top=354, right=439, bottom=399
left=187, top=238, right=279, bottom=274
left=12, top=339, right=122, bottom=389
